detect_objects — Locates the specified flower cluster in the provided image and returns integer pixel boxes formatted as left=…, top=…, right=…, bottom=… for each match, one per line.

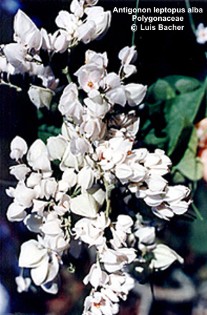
left=4, top=1, right=192, bottom=314
left=0, top=0, right=111, bottom=99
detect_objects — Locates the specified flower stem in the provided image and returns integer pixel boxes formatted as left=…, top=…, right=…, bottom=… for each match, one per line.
left=185, top=0, right=196, bottom=34
left=191, top=202, right=204, bottom=221
left=131, top=0, right=139, bottom=46
left=62, top=66, right=72, bottom=84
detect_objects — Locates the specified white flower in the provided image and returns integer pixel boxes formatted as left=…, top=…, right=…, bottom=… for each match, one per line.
left=145, top=174, right=168, bottom=193
left=13, top=10, right=42, bottom=51
left=105, top=73, right=126, bottom=106
left=196, top=23, right=207, bottom=44
left=59, top=168, right=77, bottom=192
left=10, top=136, right=28, bottom=161
left=75, top=63, right=104, bottom=93
left=70, top=0, right=84, bottom=18
left=80, top=115, right=106, bottom=141
left=47, top=135, right=68, bottom=161
left=77, top=166, right=95, bottom=191
left=76, top=7, right=111, bottom=44
left=83, top=291, right=119, bottom=315
left=85, top=0, right=99, bottom=6
left=27, top=172, right=42, bottom=188
left=85, top=50, right=108, bottom=68
left=84, top=91, right=110, bottom=119
left=150, top=244, right=184, bottom=271
left=40, top=212, right=62, bottom=236
left=70, top=135, right=91, bottom=155
left=151, top=185, right=191, bottom=220
left=118, top=46, right=137, bottom=66
left=28, top=85, right=54, bottom=109
left=70, top=192, right=98, bottom=218
left=43, top=234, right=69, bottom=253
left=144, top=149, right=172, bottom=176
left=7, top=202, right=27, bottom=222
left=10, top=164, right=30, bottom=181
left=96, top=137, right=133, bottom=171
left=58, top=83, right=83, bottom=123
left=83, top=263, right=108, bottom=289
left=124, top=83, right=147, bottom=107
left=55, top=10, right=79, bottom=39
left=0, top=55, right=15, bottom=74
left=115, top=162, right=146, bottom=184
left=14, top=181, right=37, bottom=208
left=110, top=215, right=133, bottom=249
left=164, top=185, right=190, bottom=204
left=32, top=200, right=49, bottom=216
left=19, top=239, right=60, bottom=289
left=76, top=20, right=96, bottom=44
left=135, top=226, right=156, bottom=250
left=15, top=276, right=31, bottom=293
left=84, top=6, right=111, bottom=40
left=73, top=212, right=109, bottom=246
left=35, top=178, right=58, bottom=200
left=100, top=247, right=136, bottom=273
left=27, top=139, right=52, bottom=173
left=59, top=143, right=84, bottom=171
left=115, top=215, right=133, bottom=233
left=106, top=273, right=134, bottom=301
left=118, top=46, right=137, bottom=78
left=41, top=28, right=69, bottom=53
left=53, top=194, right=70, bottom=216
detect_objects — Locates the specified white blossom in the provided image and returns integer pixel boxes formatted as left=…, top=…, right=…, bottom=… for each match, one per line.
left=100, top=247, right=136, bottom=273
left=41, top=28, right=70, bottom=53
left=135, top=226, right=156, bottom=250
left=47, top=135, right=68, bottom=161
left=58, top=83, right=83, bottom=123
left=19, top=239, right=60, bottom=291
left=83, top=291, right=119, bottom=315
left=13, top=181, right=37, bottom=208
left=10, top=136, right=28, bottom=161
left=13, top=10, right=42, bottom=51
left=73, top=212, right=109, bottom=246
left=75, top=63, right=104, bottom=93
left=7, top=202, right=27, bottom=222
left=124, top=83, right=147, bottom=107
left=96, top=137, right=132, bottom=171
left=83, top=263, right=108, bottom=289
left=84, top=91, right=110, bottom=119
left=9, top=164, right=30, bottom=181
left=150, top=244, right=184, bottom=271
left=70, top=192, right=99, bottom=218
left=196, top=23, right=207, bottom=44
left=77, top=166, right=95, bottom=191
left=28, top=85, right=54, bottom=109
left=83, top=7, right=111, bottom=41
left=34, top=177, right=58, bottom=200
left=15, top=276, right=31, bottom=293
left=27, top=139, right=52, bottom=173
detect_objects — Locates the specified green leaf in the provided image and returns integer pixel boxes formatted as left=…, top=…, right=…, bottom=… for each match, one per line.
left=143, top=128, right=167, bottom=149
left=172, top=170, right=186, bottom=184
left=189, top=183, right=207, bottom=254
left=172, top=128, right=204, bottom=181
left=164, top=75, right=201, bottom=93
left=175, top=78, right=201, bottom=94
left=165, top=84, right=205, bottom=156
left=147, top=79, right=176, bottom=102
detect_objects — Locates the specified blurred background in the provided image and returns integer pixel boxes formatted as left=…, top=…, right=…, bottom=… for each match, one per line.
left=0, top=0, right=207, bottom=314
